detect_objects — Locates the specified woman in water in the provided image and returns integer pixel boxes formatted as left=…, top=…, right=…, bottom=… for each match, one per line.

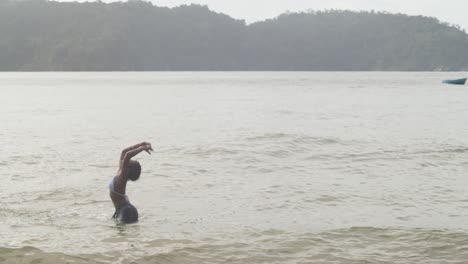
left=109, top=142, right=153, bottom=223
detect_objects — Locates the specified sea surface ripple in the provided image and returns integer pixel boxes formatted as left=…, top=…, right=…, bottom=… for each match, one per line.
left=1, top=72, right=468, bottom=263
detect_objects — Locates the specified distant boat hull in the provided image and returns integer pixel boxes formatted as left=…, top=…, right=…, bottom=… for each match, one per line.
left=442, top=78, right=466, bottom=85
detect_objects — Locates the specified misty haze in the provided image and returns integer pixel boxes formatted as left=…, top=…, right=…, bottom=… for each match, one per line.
left=1, top=0, right=468, bottom=71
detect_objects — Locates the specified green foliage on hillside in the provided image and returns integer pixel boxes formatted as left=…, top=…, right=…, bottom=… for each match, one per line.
left=1, top=0, right=467, bottom=71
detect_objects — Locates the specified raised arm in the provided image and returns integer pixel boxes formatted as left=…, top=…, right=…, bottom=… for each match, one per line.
left=119, top=145, right=151, bottom=178
left=120, top=142, right=150, bottom=162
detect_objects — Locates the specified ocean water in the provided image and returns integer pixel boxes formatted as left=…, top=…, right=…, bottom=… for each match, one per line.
left=1, top=72, right=468, bottom=263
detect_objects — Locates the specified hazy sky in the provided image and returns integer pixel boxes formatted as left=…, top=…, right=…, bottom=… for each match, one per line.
left=62, top=0, right=468, bottom=30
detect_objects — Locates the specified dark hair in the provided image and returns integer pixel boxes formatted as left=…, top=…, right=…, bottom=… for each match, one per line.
left=127, top=160, right=141, bottom=181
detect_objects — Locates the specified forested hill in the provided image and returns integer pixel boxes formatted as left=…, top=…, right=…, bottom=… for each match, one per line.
left=1, top=0, right=468, bottom=71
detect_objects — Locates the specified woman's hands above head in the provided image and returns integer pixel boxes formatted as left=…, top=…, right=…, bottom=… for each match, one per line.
left=130, top=142, right=153, bottom=154
left=143, top=142, right=154, bottom=155
left=120, top=141, right=153, bottom=161
left=122, top=142, right=151, bottom=161
left=119, top=141, right=154, bottom=172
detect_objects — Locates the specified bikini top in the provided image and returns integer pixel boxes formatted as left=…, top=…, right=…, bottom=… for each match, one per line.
left=108, top=177, right=129, bottom=203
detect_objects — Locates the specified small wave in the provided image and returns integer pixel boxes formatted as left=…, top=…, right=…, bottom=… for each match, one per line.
left=2, top=228, right=468, bottom=264
left=314, top=145, right=468, bottom=165
left=243, top=133, right=350, bottom=160
left=160, top=163, right=180, bottom=168
left=4, top=187, right=87, bottom=204
left=22, top=161, right=39, bottom=165
left=184, top=147, right=238, bottom=157
left=73, top=200, right=108, bottom=206
left=263, top=149, right=291, bottom=158
left=413, top=147, right=468, bottom=155
left=0, top=247, right=109, bottom=264
left=245, top=133, right=345, bottom=146
left=142, top=238, right=195, bottom=247
left=89, top=164, right=114, bottom=169
left=125, top=227, right=468, bottom=263
left=245, top=133, right=289, bottom=141
left=152, top=173, right=172, bottom=178
left=315, top=195, right=343, bottom=203
left=291, top=136, right=343, bottom=146
left=304, top=148, right=417, bottom=164
left=8, top=154, right=44, bottom=163
left=256, top=229, right=288, bottom=236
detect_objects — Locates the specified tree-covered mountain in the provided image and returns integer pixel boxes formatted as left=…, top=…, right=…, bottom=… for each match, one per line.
left=1, top=0, right=467, bottom=71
